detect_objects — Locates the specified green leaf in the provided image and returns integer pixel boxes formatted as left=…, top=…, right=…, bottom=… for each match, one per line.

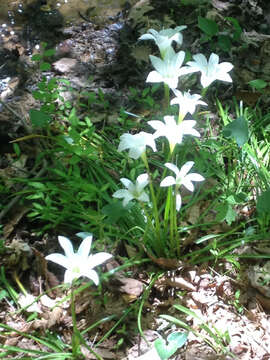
left=31, top=54, right=42, bottom=61
left=198, top=16, right=218, bottom=37
left=257, top=189, right=270, bottom=214
left=13, top=143, right=21, bottom=157
left=154, top=338, right=169, bottom=360
left=32, top=91, right=45, bottom=101
left=167, top=332, right=188, bottom=348
left=223, top=116, right=249, bottom=146
left=154, top=332, right=188, bottom=360
left=69, top=108, right=79, bottom=127
left=26, top=193, right=45, bottom=200
left=44, top=49, right=56, bottom=57
left=29, top=182, right=46, bottom=190
left=226, top=17, right=242, bottom=41
left=248, top=79, right=267, bottom=90
left=216, top=202, right=236, bottom=225
left=102, top=201, right=131, bottom=224
left=40, top=62, right=51, bottom=71
left=217, top=35, right=232, bottom=53
left=0, top=289, right=9, bottom=301
left=29, top=109, right=51, bottom=128
left=40, top=41, right=48, bottom=49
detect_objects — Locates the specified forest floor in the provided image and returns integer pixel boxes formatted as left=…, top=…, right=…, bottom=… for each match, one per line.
left=0, top=0, right=270, bottom=359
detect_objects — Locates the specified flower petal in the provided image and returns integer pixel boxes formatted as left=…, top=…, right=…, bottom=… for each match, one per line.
left=165, top=76, right=179, bottom=89
left=187, top=128, right=200, bottom=137
left=165, top=162, right=179, bottom=176
left=58, top=236, right=74, bottom=258
left=120, top=178, right=132, bottom=188
left=122, top=193, right=134, bottom=206
left=64, top=269, right=77, bottom=284
left=139, top=132, right=157, bottom=152
left=82, top=269, right=100, bottom=285
left=176, top=193, right=182, bottom=211
left=46, top=253, right=70, bottom=269
left=77, top=235, right=92, bottom=257
left=219, top=62, right=234, bottom=72
left=160, top=176, right=176, bottom=187
left=113, top=189, right=129, bottom=199
left=139, top=34, right=155, bottom=41
left=179, top=161, right=194, bottom=177
left=146, top=70, right=164, bottom=83
left=89, top=252, right=113, bottom=269
left=118, top=134, right=133, bottom=152
left=173, top=50, right=185, bottom=69
left=182, top=178, right=195, bottom=192
left=181, top=121, right=200, bottom=137
left=200, top=73, right=213, bottom=88
left=136, top=173, right=149, bottom=191
left=149, top=55, right=166, bottom=74
left=216, top=72, right=232, bottom=83
left=147, top=120, right=164, bottom=131
left=137, top=192, right=150, bottom=203
left=129, top=147, right=143, bottom=159
left=193, top=53, right=208, bottom=68
left=187, top=173, right=205, bottom=182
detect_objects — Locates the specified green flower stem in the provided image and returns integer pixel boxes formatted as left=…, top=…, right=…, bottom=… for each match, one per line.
left=70, top=289, right=81, bottom=358
left=140, top=201, right=158, bottom=249
left=156, top=147, right=174, bottom=203
left=71, top=287, right=104, bottom=360
left=174, top=187, right=179, bottom=257
left=164, top=187, right=172, bottom=226
left=141, top=152, right=161, bottom=249
left=168, top=185, right=179, bottom=256
left=13, top=271, right=27, bottom=296
left=164, top=83, right=170, bottom=110
left=178, top=112, right=184, bottom=124
left=169, top=189, right=175, bottom=253
left=201, top=86, right=208, bottom=98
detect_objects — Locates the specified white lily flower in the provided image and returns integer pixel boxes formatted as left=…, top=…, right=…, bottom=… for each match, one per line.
left=113, top=173, right=149, bottom=207
left=171, top=89, right=207, bottom=120
left=139, top=26, right=187, bottom=58
left=148, top=115, right=200, bottom=152
left=118, top=131, right=156, bottom=160
left=160, top=162, right=204, bottom=210
left=185, top=53, right=233, bottom=88
left=46, top=235, right=112, bottom=285
left=146, top=47, right=188, bottom=89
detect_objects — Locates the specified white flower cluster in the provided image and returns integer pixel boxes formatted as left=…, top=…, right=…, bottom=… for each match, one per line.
left=113, top=26, right=233, bottom=211
left=46, top=26, right=234, bottom=281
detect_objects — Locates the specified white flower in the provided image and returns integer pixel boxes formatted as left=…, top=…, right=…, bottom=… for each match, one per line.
left=113, top=173, right=149, bottom=207
left=139, top=26, right=187, bottom=58
left=148, top=115, right=200, bottom=152
left=46, top=236, right=112, bottom=284
left=171, top=89, right=207, bottom=119
left=160, top=162, right=204, bottom=210
left=185, top=53, right=233, bottom=88
left=118, top=131, right=156, bottom=160
left=146, top=47, right=189, bottom=89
